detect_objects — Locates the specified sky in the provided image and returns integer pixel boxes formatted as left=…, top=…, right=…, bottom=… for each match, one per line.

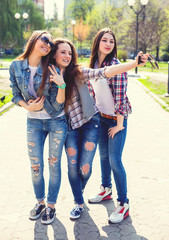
left=44, top=0, right=64, bottom=20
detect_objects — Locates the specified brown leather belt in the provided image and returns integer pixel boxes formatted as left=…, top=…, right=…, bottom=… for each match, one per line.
left=99, top=112, right=117, bottom=120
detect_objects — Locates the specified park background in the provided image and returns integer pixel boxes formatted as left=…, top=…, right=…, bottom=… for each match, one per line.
left=0, top=0, right=169, bottom=111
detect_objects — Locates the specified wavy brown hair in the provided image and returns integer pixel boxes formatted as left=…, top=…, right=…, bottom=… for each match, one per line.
left=89, top=28, right=117, bottom=68
left=49, top=38, right=84, bottom=112
left=16, top=30, right=52, bottom=96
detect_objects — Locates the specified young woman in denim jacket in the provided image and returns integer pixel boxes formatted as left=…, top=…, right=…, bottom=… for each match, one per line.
left=88, top=28, right=137, bottom=223
left=48, top=38, right=148, bottom=220
left=9, top=31, right=68, bottom=224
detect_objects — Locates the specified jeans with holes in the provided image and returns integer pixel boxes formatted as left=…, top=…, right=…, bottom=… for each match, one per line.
left=27, top=115, right=68, bottom=204
left=99, top=116, right=128, bottom=203
left=65, top=112, right=100, bottom=205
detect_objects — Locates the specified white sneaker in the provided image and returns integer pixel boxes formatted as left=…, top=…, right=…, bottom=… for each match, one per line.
left=88, top=185, right=112, bottom=203
left=108, top=201, right=129, bottom=223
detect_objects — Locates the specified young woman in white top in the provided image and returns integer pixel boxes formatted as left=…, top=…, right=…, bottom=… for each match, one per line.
left=88, top=28, right=144, bottom=223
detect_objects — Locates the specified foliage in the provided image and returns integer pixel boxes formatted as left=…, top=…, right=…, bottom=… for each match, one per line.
left=86, top=1, right=126, bottom=46
left=117, top=50, right=128, bottom=62
left=20, top=0, right=45, bottom=30
left=68, top=0, right=95, bottom=21
left=0, top=0, right=19, bottom=48
left=0, top=0, right=45, bottom=48
left=125, top=0, right=169, bottom=59
left=74, top=18, right=90, bottom=51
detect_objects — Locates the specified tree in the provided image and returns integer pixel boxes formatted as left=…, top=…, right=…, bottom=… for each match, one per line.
left=0, top=0, right=19, bottom=48
left=68, top=0, right=95, bottom=21
left=125, top=0, right=169, bottom=60
left=86, top=1, right=125, bottom=45
left=74, top=18, right=90, bottom=55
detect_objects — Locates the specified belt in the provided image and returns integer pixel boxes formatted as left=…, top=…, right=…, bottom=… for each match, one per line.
left=99, top=112, right=117, bottom=120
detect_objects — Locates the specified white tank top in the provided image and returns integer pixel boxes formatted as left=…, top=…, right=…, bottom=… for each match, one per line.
left=89, top=62, right=116, bottom=116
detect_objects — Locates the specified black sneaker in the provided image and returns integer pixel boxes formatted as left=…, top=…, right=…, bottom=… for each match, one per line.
left=70, top=205, right=84, bottom=219
left=29, top=203, right=45, bottom=220
left=41, top=207, right=56, bottom=225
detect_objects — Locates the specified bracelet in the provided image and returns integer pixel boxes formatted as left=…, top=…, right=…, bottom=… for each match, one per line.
left=57, top=83, right=66, bottom=89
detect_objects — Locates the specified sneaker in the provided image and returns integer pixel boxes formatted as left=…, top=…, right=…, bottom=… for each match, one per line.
left=88, top=185, right=112, bottom=203
left=41, top=207, right=56, bottom=225
left=29, top=203, right=45, bottom=220
left=108, top=201, right=129, bottom=223
left=70, top=205, right=84, bottom=219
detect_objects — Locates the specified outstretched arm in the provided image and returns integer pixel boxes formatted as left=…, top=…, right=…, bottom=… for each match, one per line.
left=105, top=52, right=148, bottom=78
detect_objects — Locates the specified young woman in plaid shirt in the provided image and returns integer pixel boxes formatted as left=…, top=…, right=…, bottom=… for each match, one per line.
left=88, top=28, right=133, bottom=223
left=48, top=38, right=148, bottom=220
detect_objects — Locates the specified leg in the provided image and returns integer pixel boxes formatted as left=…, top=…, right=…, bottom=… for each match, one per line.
left=47, top=116, right=68, bottom=205
left=65, top=129, right=83, bottom=205
left=79, top=113, right=100, bottom=190
left=108, top=119, right=128, bottom=203
left=41, top=116, right=68, bottom=225
left=27, top=118, right=47, bottom=202
left=99, top=118, right=112, bottom=188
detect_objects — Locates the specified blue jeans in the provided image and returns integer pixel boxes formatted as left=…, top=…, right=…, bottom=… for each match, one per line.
left=99, top=116, right=128, bottom=203
left=65, top=113, right=100, bottom=205
left=27, top=115, right=68, bottom=205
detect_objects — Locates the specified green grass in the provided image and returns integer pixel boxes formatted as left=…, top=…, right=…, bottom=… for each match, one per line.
left=0, top=90, right=12, bottom=108
left=78, top=57, right=90, bottom=66
left=138, top=77, right=169, bottom=110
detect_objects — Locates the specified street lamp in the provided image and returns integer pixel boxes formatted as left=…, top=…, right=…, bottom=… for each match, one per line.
left=71, top=19, right=76, bottom=43
left=15, top=12, right=29, bottom=48
left=128, top=0, right=149, bottom=74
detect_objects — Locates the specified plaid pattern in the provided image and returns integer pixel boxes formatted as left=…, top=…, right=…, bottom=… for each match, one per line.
left=87, top=58, right=132, bottom=119
left=67, top=67, right=105, bottom=129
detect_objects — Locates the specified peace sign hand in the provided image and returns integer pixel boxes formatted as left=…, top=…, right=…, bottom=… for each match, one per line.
left=48, top=65, right=65, bottom=86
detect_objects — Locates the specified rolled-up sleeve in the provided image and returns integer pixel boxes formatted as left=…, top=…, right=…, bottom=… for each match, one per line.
left=9, top=62, right=24, bottom=106
left=113, top=72, right=130, bottom=117
left=81, top=67, right=107, bottom=81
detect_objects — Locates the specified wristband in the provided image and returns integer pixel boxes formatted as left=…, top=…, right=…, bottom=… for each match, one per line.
left=57, top=83, right=66, bottom=89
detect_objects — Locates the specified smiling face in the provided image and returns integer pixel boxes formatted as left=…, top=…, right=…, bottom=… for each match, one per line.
left=34, top=33, right=52, bottom=57
left=54, top=43, right=72, bottom=71
left=98, top=32, right=115, bottom=57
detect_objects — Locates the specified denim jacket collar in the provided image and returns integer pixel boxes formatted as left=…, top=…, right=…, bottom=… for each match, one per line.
left=21, top=58, right=43, bottom=76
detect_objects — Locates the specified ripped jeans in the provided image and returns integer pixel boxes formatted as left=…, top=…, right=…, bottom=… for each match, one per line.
left=27, top=115, right=68, bottom=205
left=65, top=112, right=100, bottom=205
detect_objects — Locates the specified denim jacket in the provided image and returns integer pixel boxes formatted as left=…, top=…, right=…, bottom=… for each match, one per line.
left=9, top=59, right=64, bottom=119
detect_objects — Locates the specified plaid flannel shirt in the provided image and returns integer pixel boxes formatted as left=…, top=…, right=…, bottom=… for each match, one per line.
left=87, top=58, right=132, bottom=119
left=67, top=67, right=106, bottom=129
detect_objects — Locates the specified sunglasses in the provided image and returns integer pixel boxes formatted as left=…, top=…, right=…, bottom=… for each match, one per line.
left=38, top=36, right=54, bottom=50
left=138, top=54, right=159, bottom=70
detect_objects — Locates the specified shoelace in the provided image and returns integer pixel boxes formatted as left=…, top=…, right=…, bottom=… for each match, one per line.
left=74, top=205, right=82, bottom=212
left=46, top=207, right=51, bottom=215
left=35, top=203, right=42, bottom=210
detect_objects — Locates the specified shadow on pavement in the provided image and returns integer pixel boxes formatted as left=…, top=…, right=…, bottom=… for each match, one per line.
left=73, top=204, right=102, bottom=239
left=34, top=217, right=68, bottom=240
left=101, top=200, right=148, bottom=240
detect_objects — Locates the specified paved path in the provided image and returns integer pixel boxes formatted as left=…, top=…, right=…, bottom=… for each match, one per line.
left=0, top=77, right=169, bottom=240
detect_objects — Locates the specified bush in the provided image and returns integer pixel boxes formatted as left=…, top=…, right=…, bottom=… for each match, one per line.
left=162, top=53, right=169, bottom=62
left=117, top=50, right=128, bottom=62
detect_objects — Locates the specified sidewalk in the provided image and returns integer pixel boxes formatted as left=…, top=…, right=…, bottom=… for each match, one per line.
left=0, top=77, right=169, bottom=240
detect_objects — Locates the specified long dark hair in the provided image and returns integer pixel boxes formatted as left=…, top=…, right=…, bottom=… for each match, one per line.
left=49, top=38, right=84, bottom=112
left=16, top=30, right=52, bottom=96
left=89, top=28, right=117, bottom=68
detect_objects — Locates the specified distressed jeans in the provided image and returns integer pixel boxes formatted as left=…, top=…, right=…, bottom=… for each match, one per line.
left=99, top=116, right=128, bottom=203
left=65, top=112, right=100, bottom=205
left=27, top=115, right=68, bottom=204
